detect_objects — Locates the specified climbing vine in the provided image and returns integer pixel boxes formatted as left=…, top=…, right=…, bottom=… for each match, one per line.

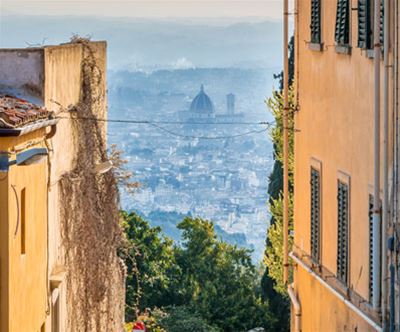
left=59, top=37, right=125, bottom=331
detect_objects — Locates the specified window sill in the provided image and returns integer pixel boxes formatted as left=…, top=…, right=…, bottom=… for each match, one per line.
left=290, top=251, right=382, bottom=324
left=366, top=49, right=375, bottom=59
left=335, top=45, right=352, bottom=55
left=365, top=49, right=384, bottom=60
left=308, top=43, right=324, bottom=52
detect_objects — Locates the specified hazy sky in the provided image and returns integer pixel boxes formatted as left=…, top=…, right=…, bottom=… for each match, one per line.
left=2, top=1, right=283, bottom=20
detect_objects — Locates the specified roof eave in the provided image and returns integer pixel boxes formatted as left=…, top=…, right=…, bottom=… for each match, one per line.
left=0, top=118, right=59, bottom=137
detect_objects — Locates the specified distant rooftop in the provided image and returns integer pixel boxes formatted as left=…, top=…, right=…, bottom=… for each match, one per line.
left=190, top=84, right=215, bottom=114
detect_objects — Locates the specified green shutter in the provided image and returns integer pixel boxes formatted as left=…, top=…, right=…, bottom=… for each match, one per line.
left=358, top=0, right=371, bottom=49
left=310, top=168, right=321, bottom=262
left=380, top=0, right=384, bottom=46
left=310, top=0, right=321, bottom=44
left=337, top=181, right=349, bottom=284
left=368, top=195, right=374, bottom=302
left=335, top=0, right=350, bottom=45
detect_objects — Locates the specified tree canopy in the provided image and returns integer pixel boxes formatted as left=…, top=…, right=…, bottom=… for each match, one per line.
left=121, top=212, right=275, bottom=331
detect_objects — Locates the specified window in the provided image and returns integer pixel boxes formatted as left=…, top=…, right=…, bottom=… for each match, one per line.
left=310, top=0, right=322, bottom=44
left=21, top=187, right=26, bottom=255
left=335, top=0, right=350, bottom=46
left=310, top=167, right=321, bottom=262
left=337, top=181, right=349, bottom=284
left=357, top=0, right=385, bottom=50
left=357, top=0, right=373, bottom=49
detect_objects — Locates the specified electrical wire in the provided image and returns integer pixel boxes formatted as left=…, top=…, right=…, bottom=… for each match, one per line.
left=58, top=115, right=272, bottom=125
left=57, top=108, right=297, bottom=140
left=148, top=123, right=270, bottom=140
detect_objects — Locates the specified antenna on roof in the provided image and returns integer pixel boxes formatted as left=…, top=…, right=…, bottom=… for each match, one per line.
left=200, top=84, right=204, bottom=92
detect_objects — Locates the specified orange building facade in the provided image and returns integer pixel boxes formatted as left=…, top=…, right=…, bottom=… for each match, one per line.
left=290, top=0, right=398, bottom=331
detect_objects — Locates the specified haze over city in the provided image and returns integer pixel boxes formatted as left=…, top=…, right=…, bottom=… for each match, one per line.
left=2, top=0, right=284, bottom=20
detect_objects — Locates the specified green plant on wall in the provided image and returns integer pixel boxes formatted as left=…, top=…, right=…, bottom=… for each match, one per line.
left=264, top=31, right=296, bottom=290
left=260, top=36, right=295, bottom=332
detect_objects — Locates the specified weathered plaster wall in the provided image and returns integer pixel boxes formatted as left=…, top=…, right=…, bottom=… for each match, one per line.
left=44, top=41, right=124, bottom=332
left=0, top=49, right=44, bottom=99
left=43, top=42, right=84, bottom=332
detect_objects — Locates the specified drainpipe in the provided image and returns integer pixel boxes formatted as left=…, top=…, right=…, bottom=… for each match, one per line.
left=282, top=0, right=289, bottom=285
left=288, top=283, right=301, bottom=332
left=372, top=0, right=382, bottom=313
left=382, top=0, right=390, bottom=328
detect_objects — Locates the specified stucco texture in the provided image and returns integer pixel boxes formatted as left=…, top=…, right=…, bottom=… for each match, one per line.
left=292, top=0, right=393, bottom=330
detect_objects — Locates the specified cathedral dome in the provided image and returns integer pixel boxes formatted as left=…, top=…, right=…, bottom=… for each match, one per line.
left=190, top=85, right=214, bottom=114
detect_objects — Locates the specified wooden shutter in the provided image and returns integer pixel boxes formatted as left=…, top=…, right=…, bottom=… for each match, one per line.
left=337, top=181, right=349, bottom=284
left=310, top=0, right=321, bottom=44
left=335, top=0, right=350, bottom=45
left=358, top=0, right=371, bottom=48
left=310, top=168, right=321, bottom=262
left=368, top=195, right=381, bottom=303
left=368, top=195, right=374, bottom=302
left=380, top=0, right=384, bottom=46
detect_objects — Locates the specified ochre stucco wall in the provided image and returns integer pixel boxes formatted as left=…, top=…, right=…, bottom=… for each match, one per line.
left=292, top=0, right=393, bottom=330
left=0, top=130, right=48, bottom=332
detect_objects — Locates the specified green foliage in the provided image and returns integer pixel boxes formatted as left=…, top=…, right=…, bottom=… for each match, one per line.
left=176, top=217, right=273, bottom=331
left=261, top=35, right=296, bottom=331
left=266, top=87, right=296, bottom=182
left=273, top=36, right=295, bottom=91
left=121, top=213, right=275, bottom=331
left=263, top=85, right=295, bottom=295
left=120, top=211, right=181, bottom=322
left=158, top=306, right=221, bottom=332
left=264, top=195, right=294, bottom=294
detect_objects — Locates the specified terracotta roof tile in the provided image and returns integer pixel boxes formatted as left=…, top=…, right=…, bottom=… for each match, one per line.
left=0, top=95, right=53, bottom=128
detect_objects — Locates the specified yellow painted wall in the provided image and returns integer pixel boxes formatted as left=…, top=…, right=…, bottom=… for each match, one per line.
left=0, top=41, right=108, bottom=332
left=294, top=266, right=375, bottom=332
left=293, top=0, right=392, bottom=330
left=0, top=130, right=48, bottom=332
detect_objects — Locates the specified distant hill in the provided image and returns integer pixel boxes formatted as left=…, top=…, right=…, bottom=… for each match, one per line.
left=0, top=15, right=282, bottom=70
